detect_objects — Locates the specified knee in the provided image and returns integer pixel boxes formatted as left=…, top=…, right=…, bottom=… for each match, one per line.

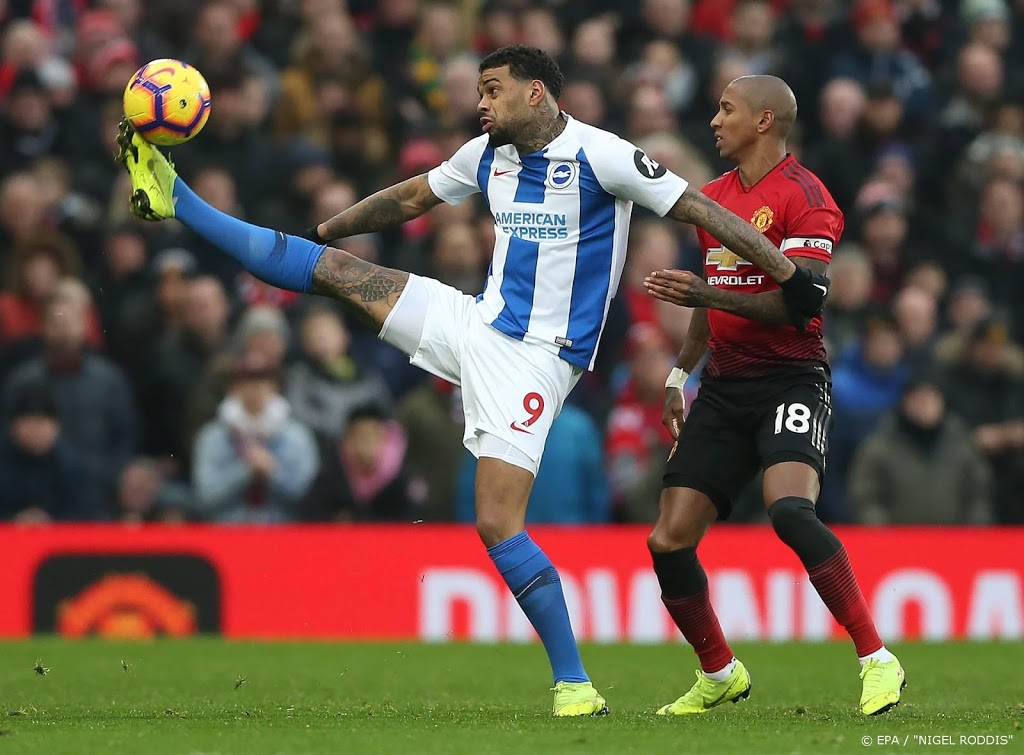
left=647, top=522, right=701, bottom=553
left=767, top=496, right=817, bottom=539
left=475, top=492, right=523, bottom=547
left=476, top=511, right=515, bottom=548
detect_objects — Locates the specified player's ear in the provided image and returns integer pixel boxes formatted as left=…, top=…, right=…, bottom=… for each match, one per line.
left=529, top=79, right=545, bottom=106
left=758, top=110, right=775, bottom=134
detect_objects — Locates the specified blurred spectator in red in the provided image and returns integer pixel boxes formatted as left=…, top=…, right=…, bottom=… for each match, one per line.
left=193, top=352, right=318, bottom=523
left=0, top=229, right=102, bottom=355
left=621, top=220, right=681, bottom=331
left=606, top=323, right=676, bottom=521
left=302, top=403, right=425, bottom=522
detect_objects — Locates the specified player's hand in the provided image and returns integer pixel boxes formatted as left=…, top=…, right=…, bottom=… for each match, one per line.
left=779, top=265, right=830, bottom=325
left=644, top=270, right=712, bottom=308
left=663, top=385, right=686, bottom=440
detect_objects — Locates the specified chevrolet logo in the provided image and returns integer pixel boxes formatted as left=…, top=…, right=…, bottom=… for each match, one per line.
left=706, top=247, right=752, bottom=271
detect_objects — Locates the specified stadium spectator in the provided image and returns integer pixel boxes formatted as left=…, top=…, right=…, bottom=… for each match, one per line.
left=2, top=286, right=136, bottom=515
left=850, top=375, right=993, bottom=524
left=892, top=285, right=940, bottom=371
left=115, top=457, right=193, bottom=523
left=0, top=380, right=91, bottom=522
left=192, top=352, right=318, bottom=523
left=393, top=377, right=465, bottom=521
left=936, top=316, right=1024, bottom=523
left=142, top=274, right=230, bottom=469
left=287, top=304, right=391, bottom=438
left=823, top=314, right=909, bottom=521
left=605, top=323, right=677, bottom=522
left=824, top=245, right=876, bottom=355
left=0, top=228, right=102, bottom=362
left=302, top=403, right=425, bottom=522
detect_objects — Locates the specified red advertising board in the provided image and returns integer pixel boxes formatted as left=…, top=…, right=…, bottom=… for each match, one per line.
left=1, top=525, right=1021, bottom=641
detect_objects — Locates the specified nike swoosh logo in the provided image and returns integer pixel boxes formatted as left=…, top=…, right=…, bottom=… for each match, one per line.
left=493, top=169, right=516, bottom=177
left=814, top=284, right=828, bottom=296
left=509, top=421, right=534, bottom=435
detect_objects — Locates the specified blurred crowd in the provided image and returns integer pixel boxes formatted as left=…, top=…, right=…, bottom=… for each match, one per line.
left=1, top=0, right=1024, bottom=527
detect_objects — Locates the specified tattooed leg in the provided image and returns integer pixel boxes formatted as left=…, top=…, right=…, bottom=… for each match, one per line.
left=311, top=247, right=410, bottom=331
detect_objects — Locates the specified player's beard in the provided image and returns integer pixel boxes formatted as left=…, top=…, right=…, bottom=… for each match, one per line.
left=486, top=121, right=513, bottom=148
left=485, top=111, right=524, bottom=148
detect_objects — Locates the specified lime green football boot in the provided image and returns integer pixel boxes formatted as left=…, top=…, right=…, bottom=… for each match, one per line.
left=551, top=681, right=609, bottom=717
left=859, top=656, right=906, bottom=715
left=114, top=118, right=178, bottom=221
left=657, top=660, right=751, bottom=715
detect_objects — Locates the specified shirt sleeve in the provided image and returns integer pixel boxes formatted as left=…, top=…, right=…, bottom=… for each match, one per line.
left=586, top=135, right=689, bottom=217
left=426, top=136, right=489, bottom=206
left=781, top=201, right=844, bottom=264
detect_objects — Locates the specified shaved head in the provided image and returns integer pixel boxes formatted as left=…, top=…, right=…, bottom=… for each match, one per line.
left=727, top=75, right=797, bottom=137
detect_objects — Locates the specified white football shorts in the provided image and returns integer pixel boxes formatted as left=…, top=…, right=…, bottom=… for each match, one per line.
left=379, top=274, right=582, bottom=475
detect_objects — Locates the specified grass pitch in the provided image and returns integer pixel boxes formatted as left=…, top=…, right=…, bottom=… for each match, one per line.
left=0, top=640, right=1020, bottom=754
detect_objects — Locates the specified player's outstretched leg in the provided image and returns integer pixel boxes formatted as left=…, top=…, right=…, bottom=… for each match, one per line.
left=765, top=469, right=905, bottom=715
left=115, top=120, right=325, bottom=296
left=115, top=119, right=410, bottom=332
left=648, top=488, right=751, bottom=715
left=477, top=456, right=607, bottom=717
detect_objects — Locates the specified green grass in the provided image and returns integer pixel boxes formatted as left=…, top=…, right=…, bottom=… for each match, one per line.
left=0, top=640, right=1021, bottom=754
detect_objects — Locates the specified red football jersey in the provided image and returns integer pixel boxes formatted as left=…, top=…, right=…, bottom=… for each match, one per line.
left=696, top=155, right=843, bottom=378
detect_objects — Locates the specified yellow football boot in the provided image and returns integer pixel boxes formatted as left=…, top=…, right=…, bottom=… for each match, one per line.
left=860, top=657, right=906, bottom=715
left=114, top=118, right=178, bottom=221
left=551, top=681, right=609, bottom=717
left=657, top=660, right=751, bottom=715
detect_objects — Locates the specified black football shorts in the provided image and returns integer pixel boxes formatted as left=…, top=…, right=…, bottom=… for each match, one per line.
left=663, top=372, right=832, bottom=519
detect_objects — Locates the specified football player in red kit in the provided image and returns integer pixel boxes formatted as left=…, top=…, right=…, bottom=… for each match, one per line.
left=643, top=75, right=906, bottom=716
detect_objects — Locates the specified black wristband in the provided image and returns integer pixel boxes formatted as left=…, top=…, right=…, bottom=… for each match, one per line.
left=301, top=226, right=325, bottom=243
left=778, top=265, right=829, bottom=329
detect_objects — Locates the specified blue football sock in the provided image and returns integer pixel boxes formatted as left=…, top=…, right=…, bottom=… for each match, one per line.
left=488, top=531, right=589, bottom=684
left=172, top=178, right=325, bottom=293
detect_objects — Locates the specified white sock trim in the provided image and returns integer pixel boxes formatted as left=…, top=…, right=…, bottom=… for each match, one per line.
left=704, top=658, right=737, bottom=682
left=858, top=646, right=896, bottom=665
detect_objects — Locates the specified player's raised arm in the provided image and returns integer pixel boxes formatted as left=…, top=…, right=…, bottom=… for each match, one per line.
left=306, top=174, right=443, bottom=242
left=304, top=134, right=491, bottom=242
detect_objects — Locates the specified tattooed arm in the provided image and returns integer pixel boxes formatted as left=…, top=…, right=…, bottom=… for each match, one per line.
left=311, top=249, right=410, bottom=330
left=311, top=175, right=443, bottom=242
left=645, top=257, right=829, bottom=325
left=666, top=187, right=797, bottom=283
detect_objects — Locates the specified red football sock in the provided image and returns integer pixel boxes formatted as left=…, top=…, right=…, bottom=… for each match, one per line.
left=807, top=548, right=883, bottom=656
left=662, top=588, right=735, bottom=673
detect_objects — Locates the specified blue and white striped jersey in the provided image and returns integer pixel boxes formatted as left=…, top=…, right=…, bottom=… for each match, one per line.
left=427, top=114, right=689, bottom=371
